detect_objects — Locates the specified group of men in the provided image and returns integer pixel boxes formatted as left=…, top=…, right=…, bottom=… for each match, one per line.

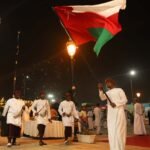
left=1, top=90, right=52, bottom=146
left=0, top=77, right=147, bottom=150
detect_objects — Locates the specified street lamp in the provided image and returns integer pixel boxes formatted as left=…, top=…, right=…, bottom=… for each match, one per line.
left=129, top=70, right=136, bottom=101
left=23, top=75, right=30, bottom=98
left=66, top=40, right=77, bottom=90
left=47, top=94, right=54, bottom=99
left=136, top=92, right=141, bottom=98
left=13, top=31, right=21, bottom=96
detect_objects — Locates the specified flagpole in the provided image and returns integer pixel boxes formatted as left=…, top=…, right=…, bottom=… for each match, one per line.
left=52, top=8, right=73, bottom=41
left=59, top=21, right=72, bottom=41
left=102, top=87, right=113, bottom=104
left=13, top=30, right=21, bottom=96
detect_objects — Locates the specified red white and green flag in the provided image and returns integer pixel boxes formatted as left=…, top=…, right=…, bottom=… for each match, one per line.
left=54, top=0, right=126, bottom=56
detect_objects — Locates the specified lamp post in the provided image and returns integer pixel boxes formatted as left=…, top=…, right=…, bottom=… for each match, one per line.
left=66, top=40, right=77, bottom=91
left=136, top=92, right=141, bottom=98
left=13, top=31, right=21, bottom=96
left=23, top=75, right=30, bottom=98
left=129, top=70, right=136, bottom=101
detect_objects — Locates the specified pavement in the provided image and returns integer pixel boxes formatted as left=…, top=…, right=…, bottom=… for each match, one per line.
left=0, top=125, right=149, bottom=150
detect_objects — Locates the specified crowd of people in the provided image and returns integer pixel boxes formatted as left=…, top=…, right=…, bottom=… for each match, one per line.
left=0, top=78, right=149, bottom=150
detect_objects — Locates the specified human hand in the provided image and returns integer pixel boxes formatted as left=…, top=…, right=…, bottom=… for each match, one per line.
left=35, top=112, right=39, bottom=116
left=110, top=102, right=116, bottom=108
left=62, top=112, right=66, bottom=117
left=66, top=113, right=71, bottom=117
left=75, top=118, right=79, bottom=122
left=98, top=83, right=103, bottom=90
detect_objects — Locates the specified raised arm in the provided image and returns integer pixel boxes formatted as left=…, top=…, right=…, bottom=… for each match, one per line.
left=2, top=100, right=10, bottom=117
left=98, top=83, right=107, bottom=101
left=58, top=102, right=63, bottom=116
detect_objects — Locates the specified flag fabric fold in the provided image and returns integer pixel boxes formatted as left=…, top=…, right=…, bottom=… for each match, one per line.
left=54, top=0, right=126, bottom=55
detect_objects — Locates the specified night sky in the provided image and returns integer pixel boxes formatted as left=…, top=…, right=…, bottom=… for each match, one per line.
left=0, top=0, right=150, bottom=104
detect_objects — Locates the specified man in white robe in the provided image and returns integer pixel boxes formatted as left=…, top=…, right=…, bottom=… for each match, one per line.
left=2, top=90, right=25, bottom=147
left=93, top=103, right=101, bottom=134
left=31, top=91, right=51, bottom=146
left=58, top=91, right=79, bottom=145
left=98, top=78, right=127, bottom=150
left=133, top=98, right=146, bottom=135
left=87, top=107, right=94, bottom=130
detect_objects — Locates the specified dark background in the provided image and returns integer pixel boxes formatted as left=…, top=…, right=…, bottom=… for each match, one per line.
left=0, top=0, right=149, bottom=104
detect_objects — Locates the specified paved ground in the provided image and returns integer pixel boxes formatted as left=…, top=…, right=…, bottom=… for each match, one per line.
left=0, top=124, right=149, bottom=150
left=0, top=135, right=150, bottom=150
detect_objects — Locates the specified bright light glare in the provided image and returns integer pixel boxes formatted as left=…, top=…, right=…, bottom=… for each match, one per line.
left=66, top=41, right=77, bottom=57
left=51, top=99, right=56, bottom=103
left=26, top=75, right=30, bottom=79
left=47, top=94, right=54, bottom=98
left=130, top=70, right=136, bottom=76
left=136, top=92, right=141, bottom=98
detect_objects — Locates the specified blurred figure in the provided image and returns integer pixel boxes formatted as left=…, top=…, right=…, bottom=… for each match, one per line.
left=79, top=106, right=88, bottom=133
left=58, top=91, right=79, bottom=145
left=50, top=106, right=58, bottom=120
left=21, top=101, right=31, bottom=135
left=93, top=103, right=101, bottom=134
left=2, top=90, right=25, bottom=147
left=31, top=91, right=52, bottom=146
left=73, top=104, right=80, bottom=141
left=98, top=78, right=128, bottom=150
left=87, top=107, right=94, bottom=130
left=133, top=98, right=146, bottom=135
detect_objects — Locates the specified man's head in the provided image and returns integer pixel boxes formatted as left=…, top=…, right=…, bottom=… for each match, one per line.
left=105, top=78, right=116, bottom=89
left=14, top=90, right=21, bottom=99
left=133, top=98, right=140, bottom=103
left=39, top=91, right=45, bottom=99
left=65, top=91, right=73, bottom=101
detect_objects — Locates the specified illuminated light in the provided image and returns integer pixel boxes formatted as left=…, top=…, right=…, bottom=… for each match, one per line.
left=136, top=92, right=141, bottom=98
left=72, top=85, right=76, bottom=90
left=26, top=75, right=30, bottom=79
left=51, top=99, right=56, bottom=103
left=130, top=70, right=136, bottom=76
left=47, top=94, right=54, bottom=98
left=66, top=41, right=77, bottom=58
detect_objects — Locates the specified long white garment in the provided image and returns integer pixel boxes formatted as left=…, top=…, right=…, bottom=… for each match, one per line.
left=21, top=106, right=31, bottom=135
left=134, top=103, right=146, bottom=135
left=22, top=106, right=30, bottom=122
left=2, top=98, right=25, bottom=127
left=87, top=110, right=94, bottom=129
left=58, top=100, right=79, bottom=127
left=93, top=107, right=101, bottom=134
left=99, top=88, right=127, bottom=150
left=31, top=99, right=51, bottom=125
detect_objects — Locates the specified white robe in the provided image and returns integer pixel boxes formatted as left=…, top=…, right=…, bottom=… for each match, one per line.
left=93, top=107, right=101, bottom=134
left=31, top=99, right=51, bottom=125
left=2, top=98, right=25, bottom=127
left=87, top=110, right=94, bottom=129
left=99, top=88, right=127, bottom=150
left=134, top=103, right=146, bottom=135
left=58, top=100, right=79, bottom=127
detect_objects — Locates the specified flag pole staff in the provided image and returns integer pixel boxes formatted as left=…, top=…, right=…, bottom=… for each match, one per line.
left=52, top=7, right=73, bottom=41
left=13, top=31, right=21, bottom=96
left=102, top=88, right=113, bottom=104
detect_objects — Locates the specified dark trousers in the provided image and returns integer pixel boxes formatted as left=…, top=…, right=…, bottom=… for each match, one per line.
left=74, top=126, right=78, bottom=136
left=37, top=124, right=46, bottom=141
left=64, top=126, right=72, bottom=141
left=7, top=124, right=21, bottom=144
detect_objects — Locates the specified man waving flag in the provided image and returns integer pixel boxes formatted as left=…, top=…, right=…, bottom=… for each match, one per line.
left=54, top=0, right=126, bottom=56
